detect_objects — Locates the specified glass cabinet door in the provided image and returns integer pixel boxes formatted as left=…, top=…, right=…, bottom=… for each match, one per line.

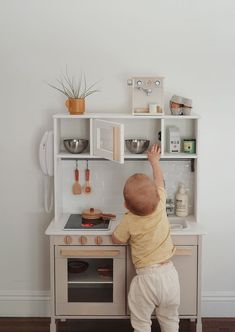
left=55, top=246, right=126, bottom=315
left=93, top=119, right=124, bottom=163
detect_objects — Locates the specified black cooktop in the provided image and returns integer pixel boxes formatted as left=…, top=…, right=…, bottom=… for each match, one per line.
left=64, top=214, right=111, bottom=230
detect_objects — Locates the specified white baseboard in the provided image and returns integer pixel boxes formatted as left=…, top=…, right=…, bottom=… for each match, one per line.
left=202, top=291, right=235, bottom=317
left=0, top=290, right=50, bottom=317
left=0, top=290, right=235, bottom=317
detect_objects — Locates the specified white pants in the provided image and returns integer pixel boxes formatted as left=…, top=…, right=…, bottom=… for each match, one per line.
left=128, top=261, right=180, bottom=332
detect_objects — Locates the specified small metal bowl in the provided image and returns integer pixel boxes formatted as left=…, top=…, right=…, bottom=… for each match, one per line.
left=63, top=139, right=88, bottom=154
left=125, top=139, right=150, bottom=154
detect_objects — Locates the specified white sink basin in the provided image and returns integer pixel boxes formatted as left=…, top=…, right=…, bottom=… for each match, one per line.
left=169, top=217, right=188, bottom=231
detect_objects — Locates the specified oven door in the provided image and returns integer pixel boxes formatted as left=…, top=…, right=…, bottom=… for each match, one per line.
left=55, top=245, right=126, bottom=316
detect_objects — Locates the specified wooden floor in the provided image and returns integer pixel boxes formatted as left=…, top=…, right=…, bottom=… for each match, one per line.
left=0, top=318, right=194, bottom=332
left=0, top=318, right=234, bottom=332
left=202, top=318, right=235, bottom=332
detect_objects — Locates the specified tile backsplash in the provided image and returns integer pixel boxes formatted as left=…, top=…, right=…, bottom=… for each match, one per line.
left=62, top=160, right=194, bottom=215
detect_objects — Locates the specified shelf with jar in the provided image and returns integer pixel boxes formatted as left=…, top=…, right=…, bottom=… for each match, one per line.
left=54, top=113, right=199, bottom=163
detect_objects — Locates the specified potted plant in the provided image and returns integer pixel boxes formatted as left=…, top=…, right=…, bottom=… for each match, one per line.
left=48, top=70, right=99, bottom=115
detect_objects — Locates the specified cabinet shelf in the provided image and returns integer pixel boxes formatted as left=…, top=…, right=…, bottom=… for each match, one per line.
left=68, top=280, right=113, bottom=285
left=57, top=152, right=197, bottom=160
left=57, top=153, right=93, bottom=159
left=162, top=153, right=197, bottom=159
left=53, top=113, right=200, bottom=120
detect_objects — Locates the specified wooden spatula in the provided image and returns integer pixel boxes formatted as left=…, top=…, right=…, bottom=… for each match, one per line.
left=83, top=168, right=91, bottom=194
left=83, top=160, right=91, bottom=194
left=72, top=164, right=82, bottom=195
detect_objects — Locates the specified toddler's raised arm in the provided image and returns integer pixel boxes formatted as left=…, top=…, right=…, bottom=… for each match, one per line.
left=147, top=144, right=164, bottom=188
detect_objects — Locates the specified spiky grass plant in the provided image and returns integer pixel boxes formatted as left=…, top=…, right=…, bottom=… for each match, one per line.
left=48, top=70, right=99, bottom=99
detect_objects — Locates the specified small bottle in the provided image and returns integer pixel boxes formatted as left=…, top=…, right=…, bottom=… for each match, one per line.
left=175, top=184, right=188, bottom=217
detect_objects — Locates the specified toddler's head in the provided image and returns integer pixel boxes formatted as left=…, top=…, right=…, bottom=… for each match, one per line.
left=123, top=173, right=159, bottom=216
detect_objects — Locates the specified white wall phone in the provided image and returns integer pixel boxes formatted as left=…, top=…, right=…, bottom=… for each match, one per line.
left=39, top=131, right=54, bottom=213
left=39, top=131, right=54, bottom=176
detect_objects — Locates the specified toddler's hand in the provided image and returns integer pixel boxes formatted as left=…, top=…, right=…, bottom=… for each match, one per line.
left=147, top=144, right=161, bottom=163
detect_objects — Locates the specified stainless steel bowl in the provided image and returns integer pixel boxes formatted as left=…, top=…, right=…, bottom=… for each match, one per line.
left=125, top=139, right=150, bottom=154
left=63, top=139, right=89, bottom=154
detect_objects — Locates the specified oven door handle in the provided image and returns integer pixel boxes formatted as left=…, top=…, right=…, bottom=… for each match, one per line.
left=60, top=249, right=121, bottom=258
left=174, top=248, right=193, bottom=256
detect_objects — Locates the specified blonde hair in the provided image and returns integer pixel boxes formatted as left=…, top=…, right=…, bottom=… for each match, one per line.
left=123, top=173, right=159, bottom=216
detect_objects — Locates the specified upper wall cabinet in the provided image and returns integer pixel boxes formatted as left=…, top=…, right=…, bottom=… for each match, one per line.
left=53, top=113, right=199, bottom=164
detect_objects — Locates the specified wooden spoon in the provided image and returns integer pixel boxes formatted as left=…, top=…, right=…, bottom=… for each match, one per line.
left=72, top=166, right=82, bottom=195
left=83, top=168, right=91, bottom=194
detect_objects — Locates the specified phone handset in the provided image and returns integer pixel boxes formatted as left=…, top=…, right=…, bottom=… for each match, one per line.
left=39, top=131, right=54, bottom=176
left=39, top=131, right=54, bottom=213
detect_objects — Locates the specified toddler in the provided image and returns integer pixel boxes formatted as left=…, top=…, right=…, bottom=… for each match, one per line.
left=112, top=144, right=180, bottom=332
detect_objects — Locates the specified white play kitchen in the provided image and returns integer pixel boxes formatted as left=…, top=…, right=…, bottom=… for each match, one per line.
left=45, top=77, right=204, bottom=332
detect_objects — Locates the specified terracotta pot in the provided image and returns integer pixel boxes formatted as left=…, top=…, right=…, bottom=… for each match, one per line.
left=65, top=98, right=85, bottom=115
left=82, top=208, right=116, bottom=220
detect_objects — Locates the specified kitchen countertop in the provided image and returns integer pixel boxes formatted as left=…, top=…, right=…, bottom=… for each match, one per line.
left=45, top=213, right=206, bottom=236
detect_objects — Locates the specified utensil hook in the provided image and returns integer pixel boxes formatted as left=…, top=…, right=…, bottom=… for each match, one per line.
left=75, top=160, right=78, bottom=169
left=86, top=159, right=88, bottom=169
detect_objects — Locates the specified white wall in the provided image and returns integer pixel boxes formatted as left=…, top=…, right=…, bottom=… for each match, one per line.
left=0, top=0, right=235, bottom=317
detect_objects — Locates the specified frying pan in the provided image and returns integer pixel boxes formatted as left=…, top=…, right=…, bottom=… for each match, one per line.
left=82, top=208, right=116, bottom=220
left=68, top=260, right=89, bottom=273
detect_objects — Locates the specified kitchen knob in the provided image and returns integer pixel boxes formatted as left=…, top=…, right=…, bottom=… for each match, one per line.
left=95, top=236, right=103, bottom=245
left=136, top=80, right=143, bottom=87
left=80, top=236, right=87, bottom=245
left=64, top=236, right=72, bottom=245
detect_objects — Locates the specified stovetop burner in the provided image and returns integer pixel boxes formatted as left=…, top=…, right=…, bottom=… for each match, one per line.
left=64, top=214, right=111, bottom=230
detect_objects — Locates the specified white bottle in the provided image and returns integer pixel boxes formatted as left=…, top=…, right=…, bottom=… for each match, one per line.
left=175, top=184, right=188, bottom=217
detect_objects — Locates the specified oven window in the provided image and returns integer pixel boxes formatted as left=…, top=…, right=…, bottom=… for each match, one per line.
left=67, top=258, right=113, bottom=302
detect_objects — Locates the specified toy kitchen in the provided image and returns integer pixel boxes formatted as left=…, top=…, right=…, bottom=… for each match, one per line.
left=45, top=77, right=204, bottom=332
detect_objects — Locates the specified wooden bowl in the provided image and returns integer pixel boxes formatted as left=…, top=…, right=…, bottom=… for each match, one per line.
left=97, top=267, right=113, bottom=278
